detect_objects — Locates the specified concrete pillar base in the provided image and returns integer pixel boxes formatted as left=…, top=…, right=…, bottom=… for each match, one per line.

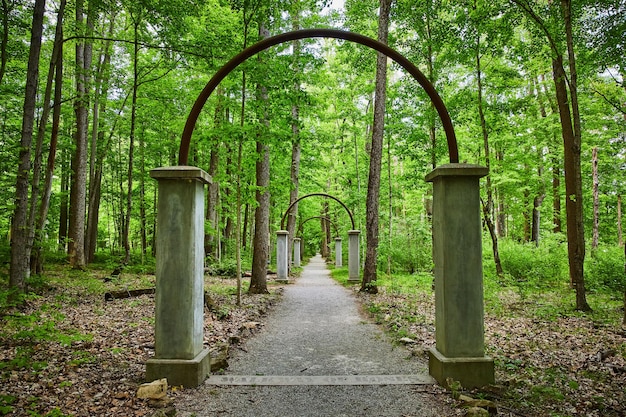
left=146, top=348, right=211, bottom=388
left=428, top=347, right=494, bottom=389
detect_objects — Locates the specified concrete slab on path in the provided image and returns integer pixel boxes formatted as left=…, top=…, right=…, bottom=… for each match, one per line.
left=205, top=374, right=435, bottom=386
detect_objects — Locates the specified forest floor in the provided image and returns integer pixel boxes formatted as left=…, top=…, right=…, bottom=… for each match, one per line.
left=355, top=283, right=626, bottom=417
left=0, top=266, right=282, bottom=417
left=1, top=261, right=625, bottom=416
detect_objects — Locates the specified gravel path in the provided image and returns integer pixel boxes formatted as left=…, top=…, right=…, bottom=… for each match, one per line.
left=175, top=255, right=458, bottom=416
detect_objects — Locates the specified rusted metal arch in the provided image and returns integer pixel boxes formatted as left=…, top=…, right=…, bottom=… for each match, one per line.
left=297, top=216, right=340, bottom=238
left=178, top=28, right=459, bottom=165
left=279, top=193, right=355, bottom=230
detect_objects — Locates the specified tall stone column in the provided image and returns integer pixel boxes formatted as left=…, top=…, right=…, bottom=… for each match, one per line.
left=146, top=166, right=212, bottom=388
left=347, top=230, right=360, bottom=283
left=293, top=237, right=301, bottom=267
left=335, top=237, right=342, bottom=267
left=276, top=230, right=289, bottom=283
left=425, top=163, right=494, bottom=389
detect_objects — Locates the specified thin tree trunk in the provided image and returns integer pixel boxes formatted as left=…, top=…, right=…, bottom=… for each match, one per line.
left=0, top=0, right=12, bottom=86
left=249, top=22, right=271, bottom=295
left=592, top=146, right=599, bottom=250
left=287, top=0, right=302, bottom=269
left=86, top=15, right=114, bottom=263
left=31, top=0, right=66, bottom=274
left=9, top=0, right=46, bottom=291
left=475, top=23, right=503, bottom=276
left=206, top=86, right=223, bottom=260
left=618, top=194, right=622, bottom=247
left=68, top=0, right=92, bottom=269
left=123, top=15, right=141, bottom=265
left=362, top=0, right=392, bottom=294
left=58, top=150, right=69, bottom=251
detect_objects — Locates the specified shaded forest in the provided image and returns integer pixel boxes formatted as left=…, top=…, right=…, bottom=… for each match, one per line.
left=0, top=0, right=625, bottom=414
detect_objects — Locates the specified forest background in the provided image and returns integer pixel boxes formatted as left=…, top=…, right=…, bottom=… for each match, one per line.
left=0, top=0, right=625, bottom=415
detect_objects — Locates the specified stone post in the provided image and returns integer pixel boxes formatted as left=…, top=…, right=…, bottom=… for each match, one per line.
left=276, top=230, right=289, bottom=283
left=335, top=237, right=342, bottom=267
left=293, top=237, right=301, bottom=267
left=146, top=166, right=212, bottom=388
left=347, top=230, right=360, bottom=283
left=425, top=163, right=494, bottom=389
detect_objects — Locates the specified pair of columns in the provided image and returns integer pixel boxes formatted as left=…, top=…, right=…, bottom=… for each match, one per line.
left=275, top=230, right=361, bottom=283
left=146, top=164, right=494, bottom=389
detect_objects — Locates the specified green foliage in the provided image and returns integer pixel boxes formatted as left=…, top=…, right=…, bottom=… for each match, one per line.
left=499, top=235, right=569, bottom=291
left=207, top=259, right=238, bottom=277
left=585, top=245, right=625, bottom=293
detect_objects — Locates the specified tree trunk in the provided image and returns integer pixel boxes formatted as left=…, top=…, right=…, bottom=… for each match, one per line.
left=249, top=22, right=271, bottom=295
left=552, top=153, right=562, bottom=233
left=206, top=86, right=224, bottom=260
left=553, top=55, right=590, bottom=311
left=123, top=15, right=141, bottom=265
left=592, top=146, right=599, bottom=250
left=31, top=0, right=66, bottom=274
left=287, top=1, right=302, bottom=269
left=9, top=0, right=46, bottom=292
left=58, top=150, right=69, bottom=251
left=0, top=0, right=12, bottom=86
left=362, top=0, right=392, bottom=294
left=86, top=15, right=114, bottom=263
left=476, top=26, right=503, bottom=276
left=618, top=194, right=622, bottom=247
left=531, top=194, right=546, bottom=246
left=560, top=0, right=591, bottom=311
left=68, top=0, right=93, bottom=269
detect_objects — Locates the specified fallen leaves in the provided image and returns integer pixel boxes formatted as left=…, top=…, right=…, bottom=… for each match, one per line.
left=0, top=274, right=281, bottom=416
left=356, top=286, right=626, bottom=417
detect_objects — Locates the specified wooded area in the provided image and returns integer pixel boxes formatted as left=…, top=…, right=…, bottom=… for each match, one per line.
left=1, top=0, right=625, bottom=415
left=2, top=0, right=624, bottom=302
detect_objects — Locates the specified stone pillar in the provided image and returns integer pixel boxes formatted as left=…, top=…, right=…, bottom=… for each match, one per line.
left=146, top=166, right=212, bottom=388
left=276, top=230, right=289, bottom=283
left=335, top=238, right=342, bottom=267
left=347, top=230, right=360, bottom=283
left=293, top=238, right=301, bottom=267
left=425, top=163, right=494, bottom=389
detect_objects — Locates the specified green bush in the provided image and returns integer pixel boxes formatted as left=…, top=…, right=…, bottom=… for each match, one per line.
left=207, top=259, right=238, bottom=277
left=499, top=235, right=568, bottom=290
left=585, top=245, right=625, bottom=293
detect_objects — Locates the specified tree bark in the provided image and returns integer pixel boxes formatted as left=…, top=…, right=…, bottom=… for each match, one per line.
left=249, top=22, right=271, bottom=295
left=68, top=0, right=93, bottom=269
left=86, top=14, right=115, bottom=263
left=0, top=0, right=13, bottom=87
left=9, top=0, right=46, bottom=292
left=552, top=55, right=590, bottom=311
left=362, top=0, right=392, bottom=294
left=206, top=86, right=224, bottom=261
left=618, top=194, right=622, bottom=247
left=592, top=146, right=599, bottom=250
left=122, top=14, right=141, bottom=265
left=287, top=0, right=302, bottom=269
left=476, top=23, right=503, bottom=276
left=31, top=0, right=66, bottom=274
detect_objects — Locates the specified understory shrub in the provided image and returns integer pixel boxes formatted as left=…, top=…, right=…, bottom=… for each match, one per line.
left=498, top=234, right=568, bottom=290
left=585, top=244, right=625, bottom=293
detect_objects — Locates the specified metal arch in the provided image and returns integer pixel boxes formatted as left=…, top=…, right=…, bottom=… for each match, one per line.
left=178, top=28, right=459, bottom=165
left=279, top=193, right=355, bottom=230
left=297, top=216, right=340, bottom=238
